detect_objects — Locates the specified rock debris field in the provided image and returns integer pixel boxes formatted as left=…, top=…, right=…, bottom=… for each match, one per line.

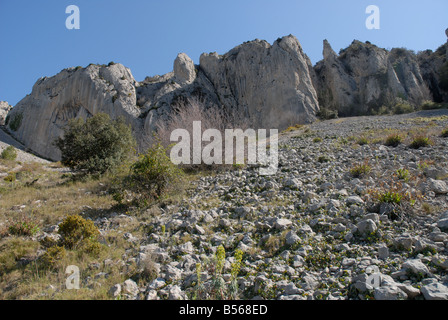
left=36, top=110, right=448, bottom=300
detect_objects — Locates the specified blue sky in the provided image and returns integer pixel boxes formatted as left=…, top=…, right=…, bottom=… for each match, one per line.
left=0, top=0, right=447, bottom=106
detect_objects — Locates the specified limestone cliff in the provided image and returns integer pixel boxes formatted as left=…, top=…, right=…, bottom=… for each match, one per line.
left=4, top=35, right=448, bottom=161
left=314, top=40, right=434, bottom=117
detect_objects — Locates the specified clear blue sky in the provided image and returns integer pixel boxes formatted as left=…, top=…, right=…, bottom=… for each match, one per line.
left=0, top=0, right=447, bottom=106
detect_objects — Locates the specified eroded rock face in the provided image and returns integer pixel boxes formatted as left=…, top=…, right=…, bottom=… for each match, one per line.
left=6, top=63, right=140, bottom=160
left=0, top=101, right=12, bottom=126
left=199, top=35, right=319, bottom=129
left=6, top=35, right=448, bottom=161
left=314, top=40, right=434, bottom=116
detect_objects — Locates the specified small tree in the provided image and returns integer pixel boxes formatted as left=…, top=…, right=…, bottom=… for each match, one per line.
left=55, top=113, right=136, bottom=174
left=1, top=146, right=17, bottom=161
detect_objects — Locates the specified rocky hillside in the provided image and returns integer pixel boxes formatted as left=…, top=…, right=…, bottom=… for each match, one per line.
left=2, top=110, right=448, bottom=300
left=3, top=35, right=448, bottom=161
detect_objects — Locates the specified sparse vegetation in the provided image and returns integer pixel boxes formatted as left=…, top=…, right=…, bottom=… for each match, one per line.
left=350, top=162, right=372, bottom=178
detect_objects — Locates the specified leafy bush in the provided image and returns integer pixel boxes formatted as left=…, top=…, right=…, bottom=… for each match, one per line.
left=409, top=136, right=431, bottom=149
left=313, top=137, right=323, bottom=143
left=114, top=142, right=185, bottom=206
left=55, top=113, right=136, bottom=175
left=58, top=215, right=100, bottom=250
left=421, top=100, right=443, bottom=110
left=384, top=134, right=403, bottom=147
left=392, top=102, right=414, bottom=115
left=350, top=162, right=372, bottom=178
left=378, top=191, right=403, bottom=204
left=41, top=246, right=67, bottom=268
left=1, top=146, right=17, bottom=161
left=441, top=128, right=448, bottom=138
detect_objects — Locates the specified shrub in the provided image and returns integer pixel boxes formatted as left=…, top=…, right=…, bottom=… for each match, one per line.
left=58, top=215, right=100, bottom=250
left=313, top=137, right=323, bottom=143
left=3, top=172, right=16, bottom=182
left=41, top=246, right=67, bottom=268
left=7, top=217, right=40, bottom=236
left=396, top=168, right=410, bottom=182
left=384, top=134, right=403, bottom=147
left=115, top=142, right=185, bottom=205
left=1, top=146, right=17, bottom=161
left=357, top=137, right=369, bottom=146
left=318, top=155, right=330, bottom=163
left=421, top=100, right=442, bottom=110
left=8, top=113, right=23, bottom=131
left=392, top=102, right=414, bottom=115
left=409, top=136, right=431, bottom=149
left=378, top=191, right=403, bottom=204
left=350, top=162, right=372, bottom=178
left=441, top=128, right=448, bottom=138
left=55, top=113, right=136, bottom=175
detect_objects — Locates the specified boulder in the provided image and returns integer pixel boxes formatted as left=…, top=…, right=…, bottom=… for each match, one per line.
left=0, top=101, right=12, bottom=126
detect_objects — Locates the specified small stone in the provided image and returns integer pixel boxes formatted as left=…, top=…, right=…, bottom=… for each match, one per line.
left=357, top=219, right=377, bottom=236
left=428, top=179, right=448, bottom=195
left=378, top=245, right=389, bottom=260
left=109, top=284, right=121, bottom=298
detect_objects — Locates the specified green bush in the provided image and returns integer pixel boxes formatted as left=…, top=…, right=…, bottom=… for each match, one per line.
left=3, top=172, right=16, bottom=182
left=378, top=191, right=403, bottom=204
left=41, top=246, right=67, bottom=268
left=409, top=136, right=431, bottom=149
left=55, top=113, right=136, bottom=175
left=392, top=102, right=414, bottom=115
left=8, top=113, right=23, bottom=131
left=350, top=162, right=372, bottom=178
left=313, top=137, right=323, bottom=143
left=116, top=143, right=185, bottom=205
left=1, top=146, right=17, bottom=161
left=357, top=137, right=369, bottom=146
left=384, top=134, right=403, bottom=147
left=420, top=100, right=442, bottom=110
left=58, top=215, right=100, bottom=250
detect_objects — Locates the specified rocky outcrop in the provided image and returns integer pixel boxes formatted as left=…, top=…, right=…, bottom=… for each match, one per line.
left=0, top=101, right=12, bottom=126
left=6, top=63, right=141, bottom=160
left=5, top=34, right=448, bottom=161
left=199, top=35, right=319, bottom=129
left=7, top=35, right=320, bottom=160
left=314, top=40, right=433, bottom=117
